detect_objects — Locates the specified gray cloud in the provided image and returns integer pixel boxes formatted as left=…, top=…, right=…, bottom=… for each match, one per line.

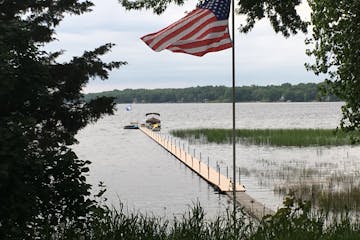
left=46, top=0, right=317, bottom=93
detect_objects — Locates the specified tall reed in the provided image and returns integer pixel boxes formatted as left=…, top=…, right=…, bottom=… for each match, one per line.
left=56, top=198, right=360, bottom=239
left=170, top=128, right=360, bottom=146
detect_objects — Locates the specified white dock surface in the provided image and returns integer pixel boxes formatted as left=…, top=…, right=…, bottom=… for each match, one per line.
left=140, top=127, right=275, bottom=219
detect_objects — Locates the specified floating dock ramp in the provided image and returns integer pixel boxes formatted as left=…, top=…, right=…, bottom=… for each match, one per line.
left=140, top=127, right=275, bottom=219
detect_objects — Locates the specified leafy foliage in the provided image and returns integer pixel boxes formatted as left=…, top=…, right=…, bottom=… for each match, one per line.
left=306, top=0, right=360, bottom=133
left=0, top=0, right=126, bottom=238
left=121, top=0, right=186, bottom=15
left=250, top=196, right=324, bottom=240
left=120, top=0, right=308, bottom=37
left=237, top=0, right=308, bottom=36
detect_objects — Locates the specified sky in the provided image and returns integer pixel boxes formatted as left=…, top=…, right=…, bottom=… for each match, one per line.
left=46, top=0, right=320, bottom=93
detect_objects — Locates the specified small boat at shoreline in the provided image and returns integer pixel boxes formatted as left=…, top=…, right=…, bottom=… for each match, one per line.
left=123, top=122, right=139, bottom=129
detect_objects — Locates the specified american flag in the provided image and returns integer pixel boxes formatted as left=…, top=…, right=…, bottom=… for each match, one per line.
left=141, top=0, right=232, bottom=57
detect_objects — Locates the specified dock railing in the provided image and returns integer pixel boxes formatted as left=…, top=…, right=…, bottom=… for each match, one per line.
left=139, top=127, right=276, bottom=220
left=140, top=127, right=245, bottom=193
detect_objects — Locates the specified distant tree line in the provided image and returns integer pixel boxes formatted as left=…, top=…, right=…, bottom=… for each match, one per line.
left=85, top=83, right=339, bottom=103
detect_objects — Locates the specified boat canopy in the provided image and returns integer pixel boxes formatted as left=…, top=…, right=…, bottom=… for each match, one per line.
left=145, top=113, right=160, bottom=116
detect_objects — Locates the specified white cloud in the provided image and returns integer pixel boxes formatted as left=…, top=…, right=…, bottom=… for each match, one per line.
left=47, top=0, right=318, bottom=93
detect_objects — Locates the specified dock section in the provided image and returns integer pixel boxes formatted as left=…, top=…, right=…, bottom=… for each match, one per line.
left=140, top=127, right=245, bottom=192
left=226, top=192, right=275, bottom=219
left=140, top=127, right=275, bottom=219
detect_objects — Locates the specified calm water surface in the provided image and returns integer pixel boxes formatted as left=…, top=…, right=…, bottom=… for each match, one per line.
left=73, top=102, right=360, bottom=217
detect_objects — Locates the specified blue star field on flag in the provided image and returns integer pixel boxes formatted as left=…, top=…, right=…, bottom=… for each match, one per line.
left=199, top=0, right=231, bottom=20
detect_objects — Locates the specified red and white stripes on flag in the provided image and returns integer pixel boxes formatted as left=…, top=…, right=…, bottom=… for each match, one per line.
left=141, top=8, right=232, bottom=57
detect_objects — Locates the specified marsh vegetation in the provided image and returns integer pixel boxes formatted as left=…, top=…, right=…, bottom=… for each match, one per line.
left=170, top=128, right=360, bottom=214
left=56, top=198, right=360, bottom=239
left=170, top=128, right=360, bottom=147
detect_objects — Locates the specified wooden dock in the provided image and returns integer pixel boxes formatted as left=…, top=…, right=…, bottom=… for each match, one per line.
left=140, top=127, right=245, bottom=192
left=226, top=192, right=275, bottom=219
left=140, top=127, right=275, bottom=219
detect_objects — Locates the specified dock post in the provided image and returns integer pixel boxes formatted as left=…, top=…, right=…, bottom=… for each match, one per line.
left=199, top=153, right=201, bottom=173
left=184, top=144, right=187, bottom=163
left=263, top=205, right=266, bottom=217
left=227, top=166, right=229, bottom=178
left=218, top=164, right=220, bottom=186
left=199, top=159, right=201, bottom=173
left=175, top=139, right=177, bottom=155
left=207, top=157, right=210, bottom=180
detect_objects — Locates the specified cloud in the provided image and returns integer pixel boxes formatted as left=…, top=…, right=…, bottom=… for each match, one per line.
left=46, top=0, right=317, bottom=93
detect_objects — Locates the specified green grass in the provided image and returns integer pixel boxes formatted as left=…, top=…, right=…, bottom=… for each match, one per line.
left=56, top=198, right=360, bottom=239
left=170, top=128, right=360, bottom=147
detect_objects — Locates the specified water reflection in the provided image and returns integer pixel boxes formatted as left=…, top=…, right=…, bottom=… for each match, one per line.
left=73, top=102, right=359, bottom=216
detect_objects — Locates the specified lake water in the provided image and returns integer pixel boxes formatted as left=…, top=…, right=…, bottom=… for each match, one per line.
left=73, top=102, right=360, bottom=218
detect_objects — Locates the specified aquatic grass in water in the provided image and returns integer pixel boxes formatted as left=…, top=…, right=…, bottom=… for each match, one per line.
left=58, top=203, right=254, bottom=240
left=274, top=184, right=360, bottom=214
left=56, top=199, right=360, bottom=239
left=170, top=128, right=360, bottom=213
left=170, top=128, right=360, bottom=146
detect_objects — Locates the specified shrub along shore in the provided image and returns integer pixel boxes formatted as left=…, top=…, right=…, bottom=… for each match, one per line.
left=170, top=128, right=360, bottom=147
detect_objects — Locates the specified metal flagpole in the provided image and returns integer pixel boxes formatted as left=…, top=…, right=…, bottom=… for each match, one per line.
left=231, top=0, right=237, bottom=222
